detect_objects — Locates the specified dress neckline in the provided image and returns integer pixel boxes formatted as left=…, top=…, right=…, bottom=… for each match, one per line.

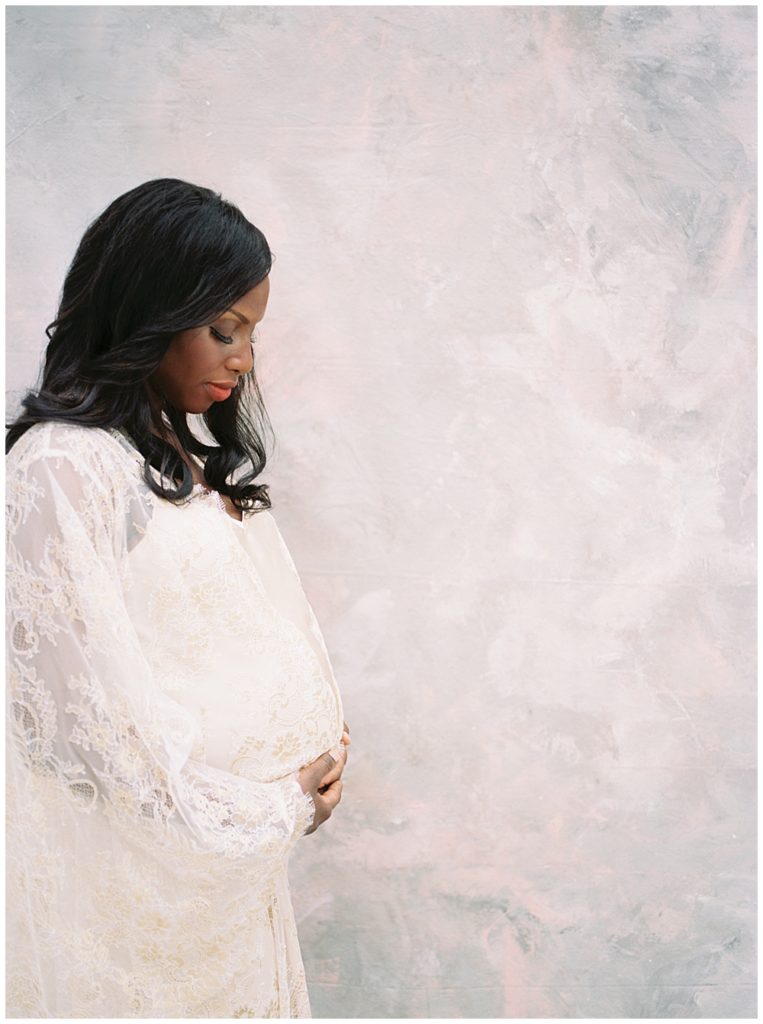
left=191, top=482, right=245, bottom=528
left=107, top=428, right=246, bottom=528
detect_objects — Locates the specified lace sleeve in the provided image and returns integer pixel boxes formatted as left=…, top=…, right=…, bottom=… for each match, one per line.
left=6, top=431, right=316, bottom=863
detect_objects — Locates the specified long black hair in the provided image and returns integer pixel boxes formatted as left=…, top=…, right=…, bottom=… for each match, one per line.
left=6, top=177, right=276, bottom=513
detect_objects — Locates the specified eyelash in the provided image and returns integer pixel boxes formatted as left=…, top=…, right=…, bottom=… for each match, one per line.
left=210, top=325, right=257, bottom=346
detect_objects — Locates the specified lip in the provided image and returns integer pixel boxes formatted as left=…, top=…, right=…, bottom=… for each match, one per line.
left=205, top=382, right=236, bottom=400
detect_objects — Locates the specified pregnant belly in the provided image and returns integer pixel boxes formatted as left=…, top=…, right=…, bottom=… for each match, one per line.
left=166, top=625, right=343, bottom=783
left=126, top=497, right=344, bottom=782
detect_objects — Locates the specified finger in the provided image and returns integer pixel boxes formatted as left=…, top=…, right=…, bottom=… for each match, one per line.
left=315, top=753, right=336, bottom=785
left=319, top=778, right=343, bottom=810
left=300, top=751, right=335, bottom=790
left=343, top=720, right=350, bottom=735
left=319, top=745, right=348, bottom=788
left=310, top=780, right=344, bottom=830
left=319, top=750, right=336, bottom=771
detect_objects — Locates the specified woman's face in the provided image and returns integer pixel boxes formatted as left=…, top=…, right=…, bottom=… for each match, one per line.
left=146, top=276, right=270, bottom=415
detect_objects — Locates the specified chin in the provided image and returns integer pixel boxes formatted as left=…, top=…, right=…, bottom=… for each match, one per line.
left=183, top=399, right=215, bottom=414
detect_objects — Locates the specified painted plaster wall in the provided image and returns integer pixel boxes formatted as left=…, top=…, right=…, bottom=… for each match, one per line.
left=6, top=6, right=756, bottom=1018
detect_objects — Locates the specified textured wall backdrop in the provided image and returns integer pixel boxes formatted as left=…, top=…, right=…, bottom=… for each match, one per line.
left=6, top=5, right=756, bottom=1019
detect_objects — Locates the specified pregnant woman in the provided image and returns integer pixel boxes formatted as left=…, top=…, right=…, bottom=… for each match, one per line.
left=6, top=178, right=349, bottom=1017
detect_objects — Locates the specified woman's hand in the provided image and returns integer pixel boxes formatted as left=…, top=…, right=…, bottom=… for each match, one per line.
left=297, top=721, right=350, bottom=835
left=319, top=721, right=350, bottom=793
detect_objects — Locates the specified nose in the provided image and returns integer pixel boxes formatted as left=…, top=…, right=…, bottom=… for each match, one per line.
left=224, top=335, right=254, bottom=377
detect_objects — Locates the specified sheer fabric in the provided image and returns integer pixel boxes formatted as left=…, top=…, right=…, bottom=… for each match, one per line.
left=6, top=421, right=344, bottom=1017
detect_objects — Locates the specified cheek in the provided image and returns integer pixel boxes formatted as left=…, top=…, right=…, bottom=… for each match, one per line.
left=154, top=335, right=220, bottom=396
left=178, top=340, right=219, bottom=377
left=164, top=348, right=200, bottom=386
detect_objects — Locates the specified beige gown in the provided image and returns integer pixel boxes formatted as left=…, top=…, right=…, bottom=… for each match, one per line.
left=6, top=421, right=344, bottom=1018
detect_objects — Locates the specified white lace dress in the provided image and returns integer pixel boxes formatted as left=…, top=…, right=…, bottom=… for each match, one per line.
left=6, top=421, right=345, bottom=1018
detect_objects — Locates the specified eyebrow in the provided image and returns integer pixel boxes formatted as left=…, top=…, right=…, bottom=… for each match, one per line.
left=225, top=308, right=250, bottom=325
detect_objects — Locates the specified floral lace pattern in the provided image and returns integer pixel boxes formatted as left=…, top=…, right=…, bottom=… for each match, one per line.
left=6, top=422, right=343, bottom=1017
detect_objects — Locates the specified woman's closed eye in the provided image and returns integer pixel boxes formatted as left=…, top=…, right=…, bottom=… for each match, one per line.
left=210, top=325, right=258, bottom=346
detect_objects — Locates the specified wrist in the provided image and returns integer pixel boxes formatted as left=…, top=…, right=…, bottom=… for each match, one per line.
left=289, top=776, right=316, bottom=837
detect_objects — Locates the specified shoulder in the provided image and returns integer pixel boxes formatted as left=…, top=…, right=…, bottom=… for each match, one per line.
left=8, top=421, right=127, bottom=467
left=7, top=422, right=142, bottom=486
left=7, top=423, right=149, bottom=535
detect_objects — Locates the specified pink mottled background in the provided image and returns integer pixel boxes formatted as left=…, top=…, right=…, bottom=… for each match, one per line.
left=6, top=6, right=756, bottom=1018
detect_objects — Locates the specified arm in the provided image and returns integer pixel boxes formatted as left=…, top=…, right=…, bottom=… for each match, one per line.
left=6, top=435, right=315, bottom=863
